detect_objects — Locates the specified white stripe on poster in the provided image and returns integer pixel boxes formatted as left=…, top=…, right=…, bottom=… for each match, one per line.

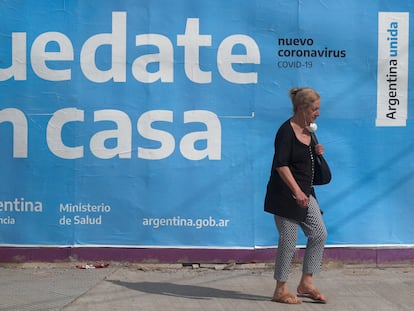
left=376, top=12, right=409, bottom=127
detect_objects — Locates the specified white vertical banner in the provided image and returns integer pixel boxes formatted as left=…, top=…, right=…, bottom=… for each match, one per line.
left=376, top=12, right=410, bottom=127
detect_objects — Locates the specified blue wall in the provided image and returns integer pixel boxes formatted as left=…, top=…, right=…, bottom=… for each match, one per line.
left=0, top=0, right=413, bottom=248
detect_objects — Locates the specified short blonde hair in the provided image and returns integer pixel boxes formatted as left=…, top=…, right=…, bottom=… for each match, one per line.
left=289, top=87, right=320, bottom=113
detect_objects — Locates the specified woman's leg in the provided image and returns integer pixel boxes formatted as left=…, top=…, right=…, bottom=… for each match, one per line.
left=297, top=195, right=328, bottom=302
left=274, top=215, right=299, bottom=281
left=272, top=215, right=301, bottom=304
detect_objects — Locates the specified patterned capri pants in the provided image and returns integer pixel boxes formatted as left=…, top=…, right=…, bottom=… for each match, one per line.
left=274, top=195, right=327, bottom=281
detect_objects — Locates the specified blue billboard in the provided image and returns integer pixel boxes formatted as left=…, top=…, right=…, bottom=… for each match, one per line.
left=0, top=0, right=413, bottom=248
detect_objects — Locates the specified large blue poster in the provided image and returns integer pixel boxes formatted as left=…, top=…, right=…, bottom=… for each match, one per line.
left=0, top=0, right=413, bottom=248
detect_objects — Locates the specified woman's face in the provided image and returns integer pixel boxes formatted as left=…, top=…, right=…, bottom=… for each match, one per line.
left=303, top=99, right=321, bottom=125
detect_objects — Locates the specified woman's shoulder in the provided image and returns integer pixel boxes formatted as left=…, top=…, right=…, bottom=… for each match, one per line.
left=277, top=119, right=294, bottom=136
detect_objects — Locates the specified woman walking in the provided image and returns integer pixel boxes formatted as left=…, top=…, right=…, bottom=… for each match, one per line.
left=264, top=87, right=328, bottom=304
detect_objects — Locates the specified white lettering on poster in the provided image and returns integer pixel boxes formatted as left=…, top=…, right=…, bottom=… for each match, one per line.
left=0, top=198, right=43, bottom=225
left=137, top=110, right=221, bottom=160
left=0, top=216, right=15, bottom=225
left=59, top=202, right=111, bottom=226
left=0, top=13, right=260, bottom=84
left=44, top=108, right=221, bottom=160
left=0, top=198, right=43, bottom=212
left=0, top=108, right=28, bottom=158
left=1, top=107, right=222, bottom=160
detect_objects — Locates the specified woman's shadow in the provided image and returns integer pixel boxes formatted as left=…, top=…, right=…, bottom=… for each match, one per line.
left=109, top=280, right=270, bottom=301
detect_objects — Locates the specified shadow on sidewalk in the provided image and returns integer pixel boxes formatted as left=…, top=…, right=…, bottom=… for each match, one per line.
left=109, top=280, right=270, bottom=301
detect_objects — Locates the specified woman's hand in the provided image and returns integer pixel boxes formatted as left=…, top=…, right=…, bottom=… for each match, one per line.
left=276, top=166, right=310, bottom=209
left=294, top=190, right=309, bottom=208
left=315, top=144, right=324, bottom=156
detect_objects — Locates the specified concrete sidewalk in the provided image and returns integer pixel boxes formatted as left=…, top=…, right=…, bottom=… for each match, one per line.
left=0, top=262, right=413, bottom=311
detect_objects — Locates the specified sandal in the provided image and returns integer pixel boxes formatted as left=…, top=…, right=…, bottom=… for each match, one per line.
left=272, top=292, right=302, bottom=304
left=297, top=288, right=327, bottom=303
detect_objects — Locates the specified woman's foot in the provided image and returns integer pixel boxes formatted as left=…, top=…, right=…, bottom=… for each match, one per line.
left=297, top=285, right=327, bottom=303
left=272, top=292, right=302, bottom=304
left=272, top=285, right=302, bottom=304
